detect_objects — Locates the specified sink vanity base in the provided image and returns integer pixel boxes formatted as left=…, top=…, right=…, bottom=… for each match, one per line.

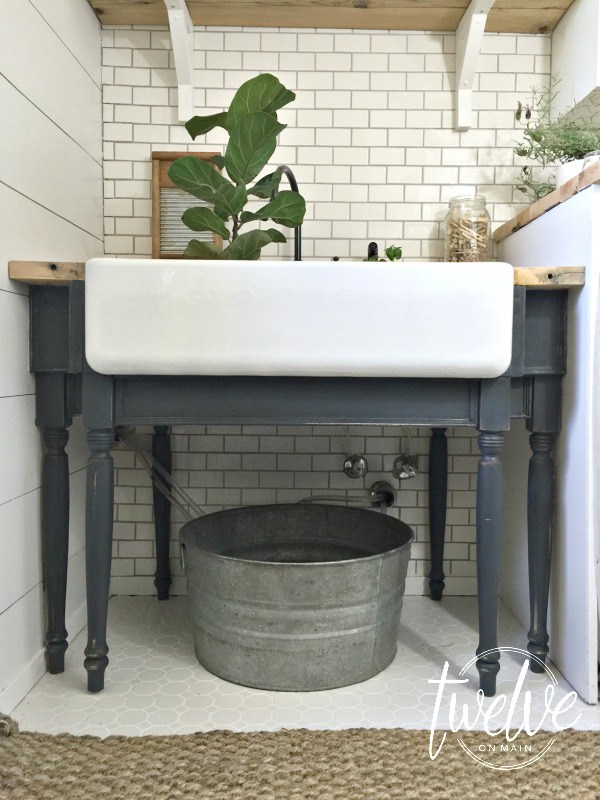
left=24, top=275, right=570, bottom=697
left=428, top=427, right=448, bottom=602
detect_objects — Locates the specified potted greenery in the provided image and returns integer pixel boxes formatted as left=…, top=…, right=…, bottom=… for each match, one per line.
left=514, top=77, right=600, bottom=202
left=168, top=74, right=306, bottom=260
left=363, top=243, right=403, bottom=262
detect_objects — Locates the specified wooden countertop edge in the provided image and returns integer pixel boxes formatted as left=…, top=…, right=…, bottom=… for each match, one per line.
left=512, top=266, right=585, bottom=288
left=8, top=260, right=585, bottom=289
left=494, top=161, right=600, bottom=243
left=9, top=260, right=86, bottom=285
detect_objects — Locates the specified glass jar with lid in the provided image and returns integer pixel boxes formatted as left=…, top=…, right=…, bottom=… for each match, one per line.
left=444, top=195, right=491, bottom=262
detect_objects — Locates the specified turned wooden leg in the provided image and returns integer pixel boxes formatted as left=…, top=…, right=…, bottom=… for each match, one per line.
left=527, top=432, right=555, bottom=672
left=475, top=431, right=504, bottom=697
left=41, top=427, right=70, bottom=673
left=152, top=425, right=172, bottom=601
left=428, top=427, right=448, bottom=601
left=84, top=428, right=114, bottom=693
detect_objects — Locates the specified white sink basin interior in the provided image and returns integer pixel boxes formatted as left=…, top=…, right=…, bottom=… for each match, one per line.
left=85, top=259, right=514, bottom=378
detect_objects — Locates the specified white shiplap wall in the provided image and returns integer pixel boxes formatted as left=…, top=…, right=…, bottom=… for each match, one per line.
left=0, top=0, right=103, bottom=713
left=101, top=25, right=551, bottom=598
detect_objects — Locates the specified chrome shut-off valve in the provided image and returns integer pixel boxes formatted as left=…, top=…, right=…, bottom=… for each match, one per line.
left=393, top=455, right=418, bottom=480
left=342, top=426, right=369, bottom=478
left=344, top=453, right=369, bottom=479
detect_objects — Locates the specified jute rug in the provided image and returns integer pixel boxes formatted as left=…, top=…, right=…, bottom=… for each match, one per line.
left=0, top=716, right=598, bottom=800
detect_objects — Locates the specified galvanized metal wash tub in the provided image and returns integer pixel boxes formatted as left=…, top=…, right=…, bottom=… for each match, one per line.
left=180, top=504, right=413, bottom=691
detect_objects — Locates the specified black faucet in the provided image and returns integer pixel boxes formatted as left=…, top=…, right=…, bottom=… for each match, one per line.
left=271, top=165, right=302, bottom=261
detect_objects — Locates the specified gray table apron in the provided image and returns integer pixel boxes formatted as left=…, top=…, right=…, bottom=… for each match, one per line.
left=31, top=283, right=565, bottom=697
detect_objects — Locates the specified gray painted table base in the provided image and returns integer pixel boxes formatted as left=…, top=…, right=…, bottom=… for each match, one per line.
left=152, top=426, right=172, bottom=601
left=428, top=427, right=448, bottom=601
left=41, top=424, right=70, bottom=674
left=31, top=284, right=566, bottom=696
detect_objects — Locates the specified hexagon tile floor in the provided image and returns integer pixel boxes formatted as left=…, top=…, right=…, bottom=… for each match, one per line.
left=12, top=596, right=600, bottom=738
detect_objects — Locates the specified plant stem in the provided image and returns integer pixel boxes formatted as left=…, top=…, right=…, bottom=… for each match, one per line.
left=232, top=215, right=239, bottom=240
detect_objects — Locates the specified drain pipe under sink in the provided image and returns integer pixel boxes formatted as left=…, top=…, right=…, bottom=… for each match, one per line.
left=297, top=480, right=397, bottom=512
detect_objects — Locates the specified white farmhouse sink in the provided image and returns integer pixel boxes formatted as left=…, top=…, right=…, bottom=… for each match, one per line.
left=85, top=259, right=514, bottom=378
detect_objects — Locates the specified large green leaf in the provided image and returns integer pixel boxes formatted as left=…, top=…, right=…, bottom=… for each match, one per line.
left=265, top=87, right=296, bottom=116
left=226, top=74, right=295, bottom=130
left=239, top=211, right=255, bottom=225
left=223, top=228, right=285, bottom=260
left=185, top=112, right=228, bottom=140
left=248, top=167, right=284, bottom=199
left=182, top=207, right=230, bottom=240
left=168, top=156, right=232, bottom=202
left=264, top=228, right=287, bottom=244
left=209, top=154, right=226, bottom=170
left=213, top=205, right=230, bottom=221
left=214, top=183, right=248, bottom=218
left=225, top=112, right=285, bottom=186
left=241, top=190, right=305, bottom=228
left=184, top=240, right=225, bottom=259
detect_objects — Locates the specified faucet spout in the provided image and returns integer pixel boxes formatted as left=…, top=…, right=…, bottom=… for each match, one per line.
left=271, top=165, right=302, bottom=261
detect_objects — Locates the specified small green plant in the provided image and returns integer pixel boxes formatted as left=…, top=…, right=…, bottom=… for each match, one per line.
left=514, top=77, right=600, bottom=201
left=515, top=166, right=557, bottom=203
left=168, top=74, right=306, bottom=260
left=363, top=245, right=403, bottom=262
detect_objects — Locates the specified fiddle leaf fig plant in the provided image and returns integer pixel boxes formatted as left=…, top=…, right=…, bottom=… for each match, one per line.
left=168, top=74, right=306, bottom=259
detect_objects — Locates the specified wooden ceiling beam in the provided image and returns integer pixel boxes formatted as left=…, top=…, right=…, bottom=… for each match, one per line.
left=88, top=0, right=573, bottom=34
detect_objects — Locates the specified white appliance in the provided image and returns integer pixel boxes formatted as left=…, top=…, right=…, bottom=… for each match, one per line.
left=499, top=186, right=600, bottom=704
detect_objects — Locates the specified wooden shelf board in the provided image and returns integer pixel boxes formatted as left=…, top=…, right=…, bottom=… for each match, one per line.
left=495, top=161, right=600, bottom=243
left=8, top=261, right=85, bottom=286
left=512, top=266, right=584, bottom=289
left=88, top=0, right=574, bottom=34
left=8, top=261, right=584, bottom=288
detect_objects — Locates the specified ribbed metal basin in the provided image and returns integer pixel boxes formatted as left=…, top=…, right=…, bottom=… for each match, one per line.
left=180, top=504, right=413, bottom=691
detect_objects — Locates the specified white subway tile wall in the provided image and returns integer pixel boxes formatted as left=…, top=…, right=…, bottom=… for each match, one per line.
left=112, top=425, right=482, bottom=597
left=102, top=26, right=550, bottom=595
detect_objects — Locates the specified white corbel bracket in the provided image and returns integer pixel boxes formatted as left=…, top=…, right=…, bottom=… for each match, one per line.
left=455, top=0, right=495, bottom=131
left=164, top=0, right=194, bottom=122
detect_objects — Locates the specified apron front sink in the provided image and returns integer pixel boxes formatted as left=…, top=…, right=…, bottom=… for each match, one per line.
left=85, top=259, right=514, bottom=378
